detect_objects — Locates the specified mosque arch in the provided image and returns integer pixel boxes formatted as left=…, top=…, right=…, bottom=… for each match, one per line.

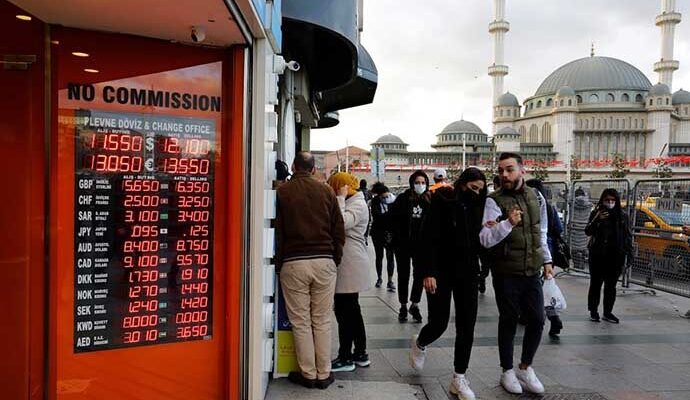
left=622, top=93, right=630, bottom=102
left=559, top=99, right=564, bottom=106
left=541, top=122, right=552, bottom=143
left=537, top=100, right=542, bottom=108
left=518, top=126, right=527, bottom=142
left=606, top=93, right=615, bottom=102
left=568, top=99, right=573, bottom=106
left=657, top=98, right=662, bottom=105
left=576, top=95, right=583, bottom=103
left=529, top=124, right=539, bottom=143
left=546, top=98, right=553, bottom=107
left=635, top=94, right=643, bottom=102
left=589, top=94, right=599, bottom=102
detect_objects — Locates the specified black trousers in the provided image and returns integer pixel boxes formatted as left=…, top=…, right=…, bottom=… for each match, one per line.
left=373, top=235, right=395, bottom=281
left=395, top=249, right=423, bottom=305
left=417, top=274, right=478, bottom=374
left=588, top=256, right=622, bottom=315
left=334, top=293, right=367, bottom=360
left=492, top=274, right=545, bottom=370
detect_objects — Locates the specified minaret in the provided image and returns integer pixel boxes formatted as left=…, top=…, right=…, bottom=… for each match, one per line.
left=488, top=0, right=509, bottom=106
left=654, top=0, right=682, bottom=90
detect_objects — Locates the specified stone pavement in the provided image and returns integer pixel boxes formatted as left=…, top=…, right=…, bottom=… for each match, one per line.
left=266, top=246, right=690, bottom=400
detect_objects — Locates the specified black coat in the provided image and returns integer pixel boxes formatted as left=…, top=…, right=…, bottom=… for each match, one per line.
left=585, top=208, right=633, bottom=269
left=370, top=195, right=393, bottom=240
left=421, top=186, right=486, bottom=279
left=389, top=188, right=431, bottom=253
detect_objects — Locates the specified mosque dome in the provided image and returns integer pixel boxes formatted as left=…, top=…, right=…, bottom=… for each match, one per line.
left=672, top=89, right=690, bottom=104
left=556, top=86, right=576, bottom=97
left=497, top=92, right=519, bottom=106
left=440, top=119, right=484, bottom=135
left=373, top=133, right=406, bottom=145
left=534, top=56, right=652, bottom=96
left=649, top=83, right=671, bottom=96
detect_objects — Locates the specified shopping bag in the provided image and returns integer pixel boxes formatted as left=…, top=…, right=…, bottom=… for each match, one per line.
left=543, top=277, right=567, bottom=311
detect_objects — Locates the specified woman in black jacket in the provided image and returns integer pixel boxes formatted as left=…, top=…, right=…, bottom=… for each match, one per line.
left=389, top=170, right=431, bottom=323
left=370, top=183, right=396, bottom=291
left=585, top=188, right=633, bottom=323
left=409, top=167, right=487, bottom=400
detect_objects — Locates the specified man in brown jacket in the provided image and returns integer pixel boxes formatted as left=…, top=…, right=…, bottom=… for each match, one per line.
left=275, top=151, right=345, bottom=389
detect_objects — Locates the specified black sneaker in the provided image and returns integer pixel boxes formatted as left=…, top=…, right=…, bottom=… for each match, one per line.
left=602, top=313, right=620, bottom=324
left=398, top=305, right=408, bottom=322
left=331, top=358, right=355, bottom=372
left=409, top=304, right=422, bottom=323
left=352, top=353, right=371, bottom=367
left=375, top=278, right=383, bottom=288
left=288, top=371, right=316, bottom=389
left=548, top=315, right=563, bottom=336
left=387, top=280, right=396, bottom=292
left=314, top=373, right=334, bottom=390
left=590, top=311, right=601, bottom=322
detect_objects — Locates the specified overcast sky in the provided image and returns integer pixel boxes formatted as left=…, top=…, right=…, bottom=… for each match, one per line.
left=310, top=0, right=690, bottom=152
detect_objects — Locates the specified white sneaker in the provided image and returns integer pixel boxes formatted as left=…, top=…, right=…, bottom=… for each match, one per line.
left=449, top=373, right=476, bottom=400
left=409, top=334, right=426, bottom=371
left=515, top=366, right=545, bottom=394
left=500, top=369, right=523, bottom=394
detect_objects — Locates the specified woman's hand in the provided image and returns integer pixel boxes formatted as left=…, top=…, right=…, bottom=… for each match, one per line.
left=338, top=185, right=349, bottom=197
left=596, top=209, right=609, bottom=220
left=423, top=277, right=437, bottom=294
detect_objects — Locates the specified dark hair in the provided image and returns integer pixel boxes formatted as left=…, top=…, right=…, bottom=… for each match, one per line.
left=498, top=152, right=523, bottom=166
left=525, top=178, right=546, bottom=198
left=371, top=182, right=387, bottom=195
left=275, top=159, right=291, bottom=181
left=359, top=179, right=368, bottom=190
left=455, top=167, right=487, bottom=197
left=293, top=151, right=315, bottom=172
left=492, top=175, right=501, bottom=188
left=597, top=188, right=622, bottom=216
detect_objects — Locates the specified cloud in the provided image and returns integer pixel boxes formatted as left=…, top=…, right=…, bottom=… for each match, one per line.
left=310, top=0, right=690, bottom=152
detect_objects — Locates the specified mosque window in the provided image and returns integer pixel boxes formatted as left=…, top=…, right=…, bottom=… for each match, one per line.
left=559, top=99, right=564, bottom=107
left=622, top=93, right=630, bottom=102
left=568, top=99, right=573, bottom=106
left=546, top=98, right=553, bottom=107
left=500, top=109, right=504, bottom=117
left=576, top=95, right=582, bottom=104
left=657, top=98, right=662, bottom=105
left=650, top=99, right=654, bottom=106
left=606, top=93, right=615, bottom=102
left=541, top=122, right=552, bottom=143
left=529, top=124, right=539, bottom=143
left=685, top=107, right=689, bottom=115
left=537, top=100, right=542, bottom=108
left=589, top=94, right=599, bottom=103
left=636, top=94, right=643, bottom=102
left=666, top=98, right=670, bottom=105
left=519, top=126, right=527, bottom=142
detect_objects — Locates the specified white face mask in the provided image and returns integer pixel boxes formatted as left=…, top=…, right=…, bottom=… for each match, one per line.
left=603, top=201, right=616, bottom=209
left=414, top=183, right=426, bottom=195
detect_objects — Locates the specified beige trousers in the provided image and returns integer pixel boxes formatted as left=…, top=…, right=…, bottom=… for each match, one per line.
left=280, top=258, right=337, bottom=380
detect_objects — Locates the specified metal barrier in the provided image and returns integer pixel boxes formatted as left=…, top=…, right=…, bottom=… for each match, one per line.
left=542, top=181, right=569, bottom=236
left=566, top=179, right=632, bottom=274
left=629, top=178, right=690, bottom=299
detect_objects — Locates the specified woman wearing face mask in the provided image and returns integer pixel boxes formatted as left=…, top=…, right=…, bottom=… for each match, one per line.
left=409, top=167, right=487, bottom=400
left=370, top=182, right=397, bottom=291
left=326, top=172, right=372, bottom=372
left=389, top=170, right=431, bottom=323
left=585, top=188, right=633, bottom=323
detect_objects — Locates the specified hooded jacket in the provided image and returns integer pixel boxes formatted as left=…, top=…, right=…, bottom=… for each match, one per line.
left=422, top=185, right=486, bottom=279
left=390, top=170, right=431, bottom=252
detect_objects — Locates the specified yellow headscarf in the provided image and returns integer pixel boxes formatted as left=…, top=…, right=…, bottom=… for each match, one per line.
left=327, top=172, right=359, bottom=197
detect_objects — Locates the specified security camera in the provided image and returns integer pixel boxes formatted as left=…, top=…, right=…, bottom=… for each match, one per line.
left=285, top=61, right=300, bottom=71
left=191, top=26, right=206, bottom=43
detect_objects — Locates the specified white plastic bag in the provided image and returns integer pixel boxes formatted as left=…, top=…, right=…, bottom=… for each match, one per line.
left=543, top=277, right=567, bottom=311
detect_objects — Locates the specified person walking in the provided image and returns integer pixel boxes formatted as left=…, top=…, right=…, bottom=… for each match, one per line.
left=325, top=173, right=373, bottom=372
left=275, top=152, right=345, bottom=390
left=585, top=188, right=633, bottom=324
left=479, top=152, right=553, bottom=395
left=526, top=179, right=565, bottom=339
left=370, top=182, right=396, bottom=291
left=390, top=170, right=430, bottom=323
left=410, top=167, right=487, bottom=400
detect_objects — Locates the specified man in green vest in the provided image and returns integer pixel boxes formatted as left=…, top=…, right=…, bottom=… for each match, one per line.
left=479, top=152, right=553, bottom=396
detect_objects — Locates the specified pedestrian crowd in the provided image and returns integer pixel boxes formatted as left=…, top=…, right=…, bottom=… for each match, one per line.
left=275, top=151, right=631, bottom=398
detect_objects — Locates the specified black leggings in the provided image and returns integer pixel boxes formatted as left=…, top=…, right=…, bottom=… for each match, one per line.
left=588, top=257, right=622, bottom=315
left=417, top=274, right=478, bottom=374
left=395, top=250, right=423, bottom=305
left=334, top=293, right=367, bottom=360
left=373, top=235, right=395, bottom=281
left=492, top=274, right=545, bottom=370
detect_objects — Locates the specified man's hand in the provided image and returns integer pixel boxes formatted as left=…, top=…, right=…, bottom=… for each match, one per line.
left=423, top=277, right=437, bottom=294
left=543, top=263, right=554, bottom=278
left=338, top=185, right=349, bottom=197
left=508, top=206, right=523, bottom=226
left=485, top=220, right=498, bottom=228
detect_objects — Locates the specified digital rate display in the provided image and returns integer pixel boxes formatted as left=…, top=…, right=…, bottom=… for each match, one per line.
left=73, top=110, right=215, bottom=352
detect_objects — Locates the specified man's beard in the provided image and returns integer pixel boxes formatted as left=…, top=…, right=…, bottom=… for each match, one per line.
left=501, top=177, right=520, bottom=190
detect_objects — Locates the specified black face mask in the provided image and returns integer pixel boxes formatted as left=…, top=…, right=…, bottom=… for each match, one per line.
left=461, top=189, right=480, bottom=203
